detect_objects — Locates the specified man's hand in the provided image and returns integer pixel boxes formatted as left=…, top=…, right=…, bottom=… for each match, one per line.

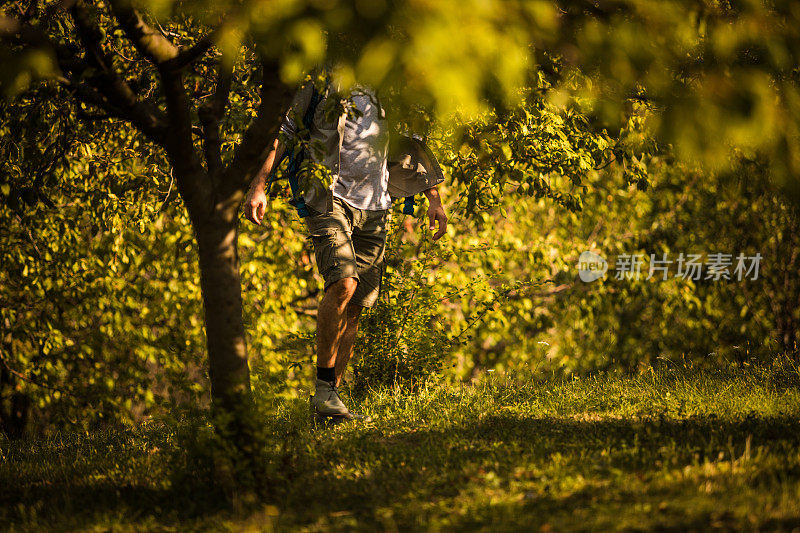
left=244, top=137, right=283, bottom=226
left=423, top=187, right=448, bottom=240
left=245, top=186, right=267, bottom=225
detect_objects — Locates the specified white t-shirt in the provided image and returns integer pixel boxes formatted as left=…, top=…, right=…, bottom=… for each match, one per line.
left=333, top=87, right=391, bottom=211
left=280, top=85, right=391, bottom=211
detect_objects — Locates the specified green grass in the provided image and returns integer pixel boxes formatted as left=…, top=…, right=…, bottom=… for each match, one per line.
left=3, top=361, right=800, bottom=531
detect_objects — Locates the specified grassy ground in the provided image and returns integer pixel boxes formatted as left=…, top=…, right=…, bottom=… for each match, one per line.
left=3, top=361, right=800, bottom=531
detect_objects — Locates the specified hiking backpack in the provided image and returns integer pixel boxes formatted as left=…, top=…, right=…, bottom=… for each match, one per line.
left=266, top=85, right=416, bottom=218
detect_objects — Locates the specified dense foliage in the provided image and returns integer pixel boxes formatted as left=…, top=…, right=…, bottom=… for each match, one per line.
left=1, top=0, right=799, bottom=439
left=3, top=73, right=797, bottom=434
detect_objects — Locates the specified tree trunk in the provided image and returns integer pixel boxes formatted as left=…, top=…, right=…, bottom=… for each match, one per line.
left=0, top=365, right=31, bottom=439
left=189, top=183, right=252, bottom=395
left=172, top=157, right=263, bottom=488
left=190, top=185, right=268, bottom=492
left=195, top=212, right=250, bottom=416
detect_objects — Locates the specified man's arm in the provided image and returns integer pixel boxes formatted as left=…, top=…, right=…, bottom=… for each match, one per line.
left=250, top=137, right=285, bottom=193
left=245, top=137, right=284, bottom=225
left=423, top=186, right=448, bottom=240
left=244, top=79, right=314, bottom=225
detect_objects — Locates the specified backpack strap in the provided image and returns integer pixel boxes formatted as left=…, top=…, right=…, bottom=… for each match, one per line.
left=288, top=84, right=324, bottom=218
left=265, top=80, right=325, bottom=218
left=403, top=195, right=415, bottom=215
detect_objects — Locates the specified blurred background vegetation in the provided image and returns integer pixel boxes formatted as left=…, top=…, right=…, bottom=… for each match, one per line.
left=1, top=0, right=799, bottom=437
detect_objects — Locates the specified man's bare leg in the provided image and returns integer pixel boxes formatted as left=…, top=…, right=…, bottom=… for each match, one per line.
left=316, top=277, right=358, bottom=369
left=312, top=278, right=364, bottom=419
left=335, top=303, right=363, bottom=386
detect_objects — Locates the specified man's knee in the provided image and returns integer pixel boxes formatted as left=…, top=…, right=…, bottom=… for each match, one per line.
left=327, top=277, right=358, bottom=307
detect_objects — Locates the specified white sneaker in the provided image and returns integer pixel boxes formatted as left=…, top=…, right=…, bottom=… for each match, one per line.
left=311, top=379, right=349, bottom=416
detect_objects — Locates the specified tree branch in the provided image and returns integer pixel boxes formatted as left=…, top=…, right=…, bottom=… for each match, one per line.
left=106, top=2, right=194, bottom=165
left=108, top=1, right=211, bottom=216
left=109, top=1, right=179, bottom=64
left=219, top=58, right=293, bottom=199
left=159, top=67, right=201, bottom=173
left=58, top=76, right=122, bottom=114
left=162, top=25, right=221, bottom=70
left=41, top=0, right=78, bottom=22
left=109, top=2, right=224, bottom=71
left=69, top=1, right=165, bottom=140
left=1, top=8, right=165, bottom=140
left=198, top=58, right=232, bottom=177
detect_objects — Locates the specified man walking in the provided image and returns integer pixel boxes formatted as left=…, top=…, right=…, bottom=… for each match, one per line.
left=245, top=77, right=448, bottom=421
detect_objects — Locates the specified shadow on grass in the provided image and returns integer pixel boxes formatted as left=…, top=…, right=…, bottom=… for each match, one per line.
left=277, top=413, right=800, bottom=529
left=4, top=412, right=800, bottom=530
left=1, top=478, right=228, bottom=529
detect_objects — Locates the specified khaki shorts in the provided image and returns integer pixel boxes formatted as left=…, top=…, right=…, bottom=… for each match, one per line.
left=305, top=196, right=390, bottom=308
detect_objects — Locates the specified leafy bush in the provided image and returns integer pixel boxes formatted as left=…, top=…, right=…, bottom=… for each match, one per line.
left=349, top=221, right=451, bottom=395
left=349, top=213, right=549, bottom=395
